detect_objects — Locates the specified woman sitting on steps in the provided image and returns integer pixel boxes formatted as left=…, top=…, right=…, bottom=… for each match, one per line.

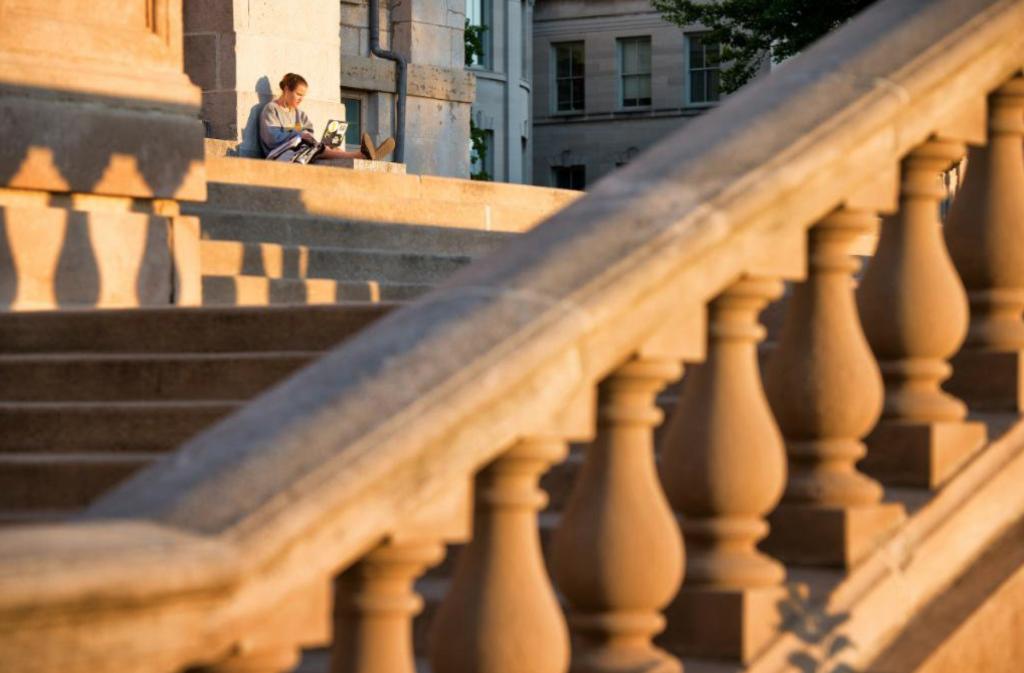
left=259, top=72, right=396, bottom=163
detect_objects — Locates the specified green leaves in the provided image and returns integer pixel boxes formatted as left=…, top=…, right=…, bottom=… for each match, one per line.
left=651, top=0, right=876, bottom=92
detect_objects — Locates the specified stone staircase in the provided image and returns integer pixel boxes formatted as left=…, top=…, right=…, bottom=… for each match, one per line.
left=0, top=303, right=391, bottom=524
left=0, top=157, right=579, bottom=526
left=7, top=2, right=1024, bottom=673
left=189, top=156, right=577, bottom=306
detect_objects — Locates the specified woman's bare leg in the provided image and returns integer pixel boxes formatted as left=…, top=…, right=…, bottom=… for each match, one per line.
left=315, top=146, right=368, bottom=161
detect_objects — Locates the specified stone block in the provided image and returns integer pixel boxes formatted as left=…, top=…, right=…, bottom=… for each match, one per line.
left=764, top=502, right=905, bottom=568
left=233, top=33, right=341, bottom=95
left=340, top=25, right=363, bottom=56
left=184, top=0, right=235, bottom=34
left=184, top=33, right=218, bottom=91
left=340, top=3, right=368, bottom=28
left=408, top=64, right=476, bottom=104
left=947, top=349, right=1024, bottom=412
left=245, top=0, right=341, bottom=37
left=862, top=420, right=988, bottom=489
left=390, top=0, right=457, bottom=27
left=315, top=159, right=407, bottom=174
left=392, top=22, right=459, bottom=69
left=659, top=585, right=789, bottom=662
left=201, top=90, right=246, bottom=141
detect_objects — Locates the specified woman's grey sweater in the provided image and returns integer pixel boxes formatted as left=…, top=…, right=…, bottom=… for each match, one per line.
left=258, top=100, right=314, bottom=156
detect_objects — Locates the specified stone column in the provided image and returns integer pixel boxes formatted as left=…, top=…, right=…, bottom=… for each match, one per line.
left=184, top=0, right=346, bottom=156
left=430, top=438, right=570, bottom=673
left=945, top=77, right=1024, bottom=411
left=389, top=0, right=472, bottom=177
left=332, top=539, right=446, bottom=673
left=658, top=276, right=788, bottom=663
left=857, top=139, right=987, bottom=489
left=551, top=356, right=684, bottom=673
left=0, top=0, right=205, bottom=309
left=762, top=209, right=905, bottom=568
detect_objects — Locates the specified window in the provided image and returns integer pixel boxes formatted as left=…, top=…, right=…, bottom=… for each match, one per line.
left=552, top=165, right=586, bottom=191
left=466, top=0, right=492, bottom=69
left=342, top=97, right=362, bottom=148
left=619, top=37, right=652, bottom=107
left=470, top=129, right=494, bottom=180
left=553, top=42, right=585, bottom=112
left=688, top=34, right=721, bottom=104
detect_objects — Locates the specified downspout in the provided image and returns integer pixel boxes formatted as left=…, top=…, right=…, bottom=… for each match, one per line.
left=368, top=0, right=407, bottom=163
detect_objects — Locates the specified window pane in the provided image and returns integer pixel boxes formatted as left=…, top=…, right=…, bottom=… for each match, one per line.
left=557, top=79, right=571, bottom=110
left=571, top=43, right=585, bottom=76
left=623, top=41, right=637, bottom=74
left=638, top=39, right=651, bottom=74
left=624, top=75, right=638, bottom=104
left=708, top=69, right=720, bottom=101
left=556, top=47, right=571, bottom=77
left=571, top=165, right=586, bottom=190
left=690, top=37, right=704, bottom=68
left=466, top=0, right=481, bottom=26
left=691, top=70, right=705, bottom=103
left=342, top=98, right=361, bottom=147
left=638, top=75, right=651, bottom=101
left=706, top=41, right=721, bottom=67
left=572, top=78, right=584, bottom=109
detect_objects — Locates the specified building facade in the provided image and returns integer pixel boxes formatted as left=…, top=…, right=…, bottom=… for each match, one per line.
left=184, top=0, right=475, bottom=178
left=532, top=0, right=737, bottom=190
left=467, top=0, right=534, bottom=184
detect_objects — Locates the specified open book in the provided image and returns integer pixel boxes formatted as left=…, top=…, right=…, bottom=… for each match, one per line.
left=266, top=119, right=349, bottom=164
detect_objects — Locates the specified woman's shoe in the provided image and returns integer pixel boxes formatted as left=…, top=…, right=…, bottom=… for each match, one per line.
left=360, top=132, right=377, bottom=161
left=374, top=137, right=396, bottom=160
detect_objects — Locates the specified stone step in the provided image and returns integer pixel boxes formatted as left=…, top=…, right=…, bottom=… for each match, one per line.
left=0, top=401, right=239, bottom=453
left=200, top=240, right=471, bottom=285
left=202, top=156, right=579, bottom=226
left=199, top=211, right=514, bottom=257
left=0, top=352, right=316, bottom=402
left=202, top=275, right=430, bottom=306
left=195, top=183, right=553, bottom=233
left=0, top=304, right=393, bottom=354
left=0, top=452, right=157, bottom=511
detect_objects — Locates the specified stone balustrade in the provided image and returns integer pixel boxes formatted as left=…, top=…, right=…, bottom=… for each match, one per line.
left=5, top=1, right=1024, bottom=673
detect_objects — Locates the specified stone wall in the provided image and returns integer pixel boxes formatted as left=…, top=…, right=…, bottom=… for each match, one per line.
left=184, top=0, right=474, bottom=176
left=184, top=0, right=345, bottom=157
left=341, top=0, right=473, bottom=177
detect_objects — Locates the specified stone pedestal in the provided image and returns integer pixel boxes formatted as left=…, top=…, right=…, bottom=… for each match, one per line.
left=766, top=503, right=904, bottom=568
left=659, top=586, right=788, bottom=663
left=862, top=420, right=987, bottom=489
left=0, top=0, right=205, bottom=310
left=947, top=350, right=1024, bottom=412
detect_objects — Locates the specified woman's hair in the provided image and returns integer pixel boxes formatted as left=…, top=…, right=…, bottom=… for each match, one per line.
left=279, top=73, right=308, bottom=92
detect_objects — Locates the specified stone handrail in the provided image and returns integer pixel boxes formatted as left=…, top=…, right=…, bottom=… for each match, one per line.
left=4, top=0, right=1024, bottom=671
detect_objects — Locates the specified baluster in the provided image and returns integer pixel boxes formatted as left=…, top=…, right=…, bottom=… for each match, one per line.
left=762, top=209, right=905, bottom=568
left=551, top=356, right=684, bottom=673
left=946, top=76, right=1024, bottom=410
left=658, top=276, right=788, bottom=663
left=857, top=138, right=987, bottom=488
left=430, top=438, right=570, bottom=673
left=331, top=539, right=445, bottom=673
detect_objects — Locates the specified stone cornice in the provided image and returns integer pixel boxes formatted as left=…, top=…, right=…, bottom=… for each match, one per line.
left=341, top=55, right=476, bottom=103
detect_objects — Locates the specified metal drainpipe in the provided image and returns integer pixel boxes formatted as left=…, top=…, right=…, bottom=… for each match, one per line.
left=368, top=0, right=406, bottom=163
